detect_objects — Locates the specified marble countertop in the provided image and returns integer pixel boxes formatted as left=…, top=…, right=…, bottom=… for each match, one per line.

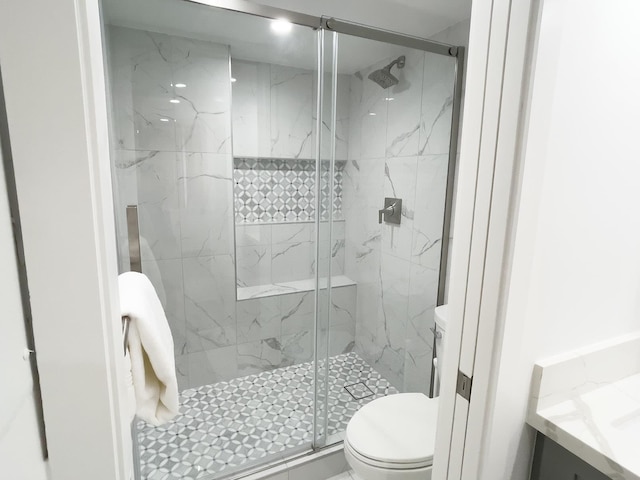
left=527, top=333, right=640, bottom=480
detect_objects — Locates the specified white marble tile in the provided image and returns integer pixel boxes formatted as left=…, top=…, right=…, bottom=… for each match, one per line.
left=330, top=286, right=356, bottom=327
left=385, top=50, right=425, bottom=158
left=108, top=27, right=138, bottom=150
left=231, top=60, right=273, bottom=157
left=350, top=68, right=388, bottom=161
left=281, top=330, right=314, bottom=366
left=419, top=53, right=456, bottom=155
left=318, top=74, right=351, bottom=162
left=379, top=253, right=411, bottom=351
left=124, top=29, right=177, bottom=152
left=236, top=245, right=271, bottom=288
left=237, top=282, right=300, bottom=301
left=237, top=337, right=282, bottom=376
left=342, top=158, right=384, bottom=283
left=187, top=345, right=238, bottom=388
left=405, top=263, right=437, bottom=395
left=407, top=263, right=439, bottom=329
left=175, top=353, right=189, bottom=391
left=270, top=65, right=314, bottom=159
left=134, top=151, right=182, bottom=261
left=182, top=255, right=237, bottom=352
left=171, top=36, right=232, bottom=154
left=271, top=241, right=314, bottom=283
left=142, top=258, right=187, bottom=355
left=328, top=323, right=356, bottom=357
left=231, top=61, right=260, bottom=157
left=236, top=275, right=356, bottom=301
left=382, top=156, right=418, bottom=261
left=178, top=152, right=235, bottom=257
left=412, top=155, right=448, bottom=267
left=271, top=223, right=314, bottom=244
left=403, top=343, right=433, bottom=395
left=335, top=75, right=351, bottom=161
left=236, top=296, right=281, bottom=343
left=280, top=291, right=315, bottom=336
left=235, top=224, right=272, bottom=247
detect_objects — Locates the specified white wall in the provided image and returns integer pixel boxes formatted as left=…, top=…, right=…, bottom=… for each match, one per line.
left=479, top=1, right=640, bottom=478
left=0, top=135, right=50, bottom=480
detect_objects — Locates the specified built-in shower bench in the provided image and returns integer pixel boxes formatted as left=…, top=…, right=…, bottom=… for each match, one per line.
left=237, top=275, right=356, bottom=301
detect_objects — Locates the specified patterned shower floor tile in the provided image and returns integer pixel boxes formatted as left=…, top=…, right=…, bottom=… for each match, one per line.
left=137, top=352, right=397, bottom=480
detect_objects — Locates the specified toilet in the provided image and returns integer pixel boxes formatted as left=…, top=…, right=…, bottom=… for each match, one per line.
left=344, top=305, right=448, bottom=480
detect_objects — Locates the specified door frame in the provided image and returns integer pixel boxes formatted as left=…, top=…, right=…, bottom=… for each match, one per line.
left=433, top=0, right=539, bottom=478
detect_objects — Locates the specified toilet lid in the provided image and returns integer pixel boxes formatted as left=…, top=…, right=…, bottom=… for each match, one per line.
left=346, top=393, right=438, bottom=465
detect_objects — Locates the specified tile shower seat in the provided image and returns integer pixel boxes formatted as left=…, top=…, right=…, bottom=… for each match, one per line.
left=237, top=275, right=356, bottom=301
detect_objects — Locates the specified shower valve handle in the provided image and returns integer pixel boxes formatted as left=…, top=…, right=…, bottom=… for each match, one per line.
left=378, top=198, right=402, bottom=224
left=378, top=204, right=396, bottom=224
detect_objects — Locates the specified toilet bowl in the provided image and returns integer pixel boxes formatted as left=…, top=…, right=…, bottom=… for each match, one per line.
left=344, top=305, right=448, bottom=480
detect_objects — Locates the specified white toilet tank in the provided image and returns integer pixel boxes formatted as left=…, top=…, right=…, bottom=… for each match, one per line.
left=434, top=305, right=448, bottom=391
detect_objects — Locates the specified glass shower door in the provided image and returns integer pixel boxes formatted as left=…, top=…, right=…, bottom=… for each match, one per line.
left=313, top=25, right=460, bottom=449
left=103, top=1, right=330, bottom=477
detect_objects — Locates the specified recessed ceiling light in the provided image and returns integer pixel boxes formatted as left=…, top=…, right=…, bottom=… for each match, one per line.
left=160, top=118, right=170, bottom=122
left=230, top=77, right=237, bottom=83
left=170, top=98, right=180, bottom=104
left=174, top=83, right=186, bottom=88
left=271, top=18, right=292, bottom=35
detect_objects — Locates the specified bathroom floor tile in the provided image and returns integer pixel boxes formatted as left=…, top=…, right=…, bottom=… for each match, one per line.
left=137, top=352, right=397, bottom=480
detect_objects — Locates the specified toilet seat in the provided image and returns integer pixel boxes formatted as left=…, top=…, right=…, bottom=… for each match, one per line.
left=345, top=393, right=439, bottom=470
left=345, top=437, right=432, bottom=470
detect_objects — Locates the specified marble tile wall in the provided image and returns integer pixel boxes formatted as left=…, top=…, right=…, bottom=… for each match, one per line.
left=344, top=49, right=456, bottom=393
left=231, top=59, right=349, bottom=290
left=231, top=60, right=350, bottom=160
left=108, top=26, right=355, bottom=391
left=236, top=221, right=346, bottom=288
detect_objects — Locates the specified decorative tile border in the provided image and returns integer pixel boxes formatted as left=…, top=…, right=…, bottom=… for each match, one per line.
left=233, top=158, right=344, bottom=224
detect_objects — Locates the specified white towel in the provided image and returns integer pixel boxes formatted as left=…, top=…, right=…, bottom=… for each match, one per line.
left=119, top=272, right=179, bottom=425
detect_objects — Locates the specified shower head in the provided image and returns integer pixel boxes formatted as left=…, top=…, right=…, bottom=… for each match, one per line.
left=368, top=55, right=406, bottom=89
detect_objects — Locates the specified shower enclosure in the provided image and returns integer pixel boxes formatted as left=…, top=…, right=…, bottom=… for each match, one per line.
left=102, top=0, right=463, bottom=478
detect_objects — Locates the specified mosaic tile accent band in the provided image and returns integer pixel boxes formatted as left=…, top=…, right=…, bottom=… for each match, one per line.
left=233, top=158, right=345, bottom=224
left=137, top=352, right=397, bottom=480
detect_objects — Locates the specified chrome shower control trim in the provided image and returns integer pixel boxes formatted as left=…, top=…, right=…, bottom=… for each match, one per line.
left=378, top=197, right=402, bottom=224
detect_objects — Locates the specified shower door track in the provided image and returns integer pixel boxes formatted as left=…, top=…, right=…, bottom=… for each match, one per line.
left=197, top=443, right=342, bottom=480
left=185, top=0, right=460, bottom=57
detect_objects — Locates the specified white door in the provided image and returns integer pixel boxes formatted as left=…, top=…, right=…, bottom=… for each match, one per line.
left=0, top=118, right=49, bottom=479
left=433, top=0, right=538, bottom=478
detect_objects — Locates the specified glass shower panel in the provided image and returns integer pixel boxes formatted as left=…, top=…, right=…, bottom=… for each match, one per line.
left=103, top=0, right=322, bottom=477
left=314, top=32, right=458, bottom=448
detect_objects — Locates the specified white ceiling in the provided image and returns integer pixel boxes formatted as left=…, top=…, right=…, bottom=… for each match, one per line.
left=102, top=0, right=471, bottom=74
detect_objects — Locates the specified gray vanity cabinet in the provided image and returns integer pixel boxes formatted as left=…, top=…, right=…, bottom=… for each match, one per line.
left=530, top=433, right=611, bottom=480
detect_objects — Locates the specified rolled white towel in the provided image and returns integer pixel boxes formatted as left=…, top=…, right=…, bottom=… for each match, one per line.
left=119, top=272, right=178, bottom=425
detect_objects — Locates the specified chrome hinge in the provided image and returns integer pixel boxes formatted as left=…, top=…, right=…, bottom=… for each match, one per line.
left=456, top=370, right=473, bottom=402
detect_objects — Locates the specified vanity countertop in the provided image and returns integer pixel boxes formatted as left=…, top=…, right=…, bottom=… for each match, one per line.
left=527, top=333, right=640, bottom=480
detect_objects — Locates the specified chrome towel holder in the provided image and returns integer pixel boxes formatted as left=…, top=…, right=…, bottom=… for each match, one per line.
left=122, top=204, right=142, bottom=356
